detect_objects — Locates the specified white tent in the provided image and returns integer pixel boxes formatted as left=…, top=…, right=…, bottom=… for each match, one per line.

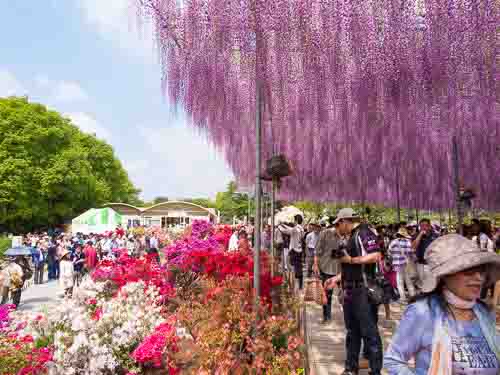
left=71, top=208, right=123, bottom=234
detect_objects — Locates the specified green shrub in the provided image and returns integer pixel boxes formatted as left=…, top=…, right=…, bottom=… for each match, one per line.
left=0, top=236, right=11, bottom=259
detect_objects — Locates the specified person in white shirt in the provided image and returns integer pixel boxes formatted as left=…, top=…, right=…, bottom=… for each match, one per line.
left=59, top=250, right=74, bottom=298
left=228, top=227, right=240, bottom=252
left=149, top=235, right=159, bottom=250
left=279, top=215, right=305, bottom=290
left=305, top=223, right=321, bottom=277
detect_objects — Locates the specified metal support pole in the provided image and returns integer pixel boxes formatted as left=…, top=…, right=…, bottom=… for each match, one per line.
left=247, top=194, right=251, bottom=224
left=270, top=177, right=277, bottom=277
left=452, top=136, right=463, bottom=235
left=253, top=79, right=262, bottom=306
left=396, top=167, right=401, bottom=224
left=262, top=192, right=266, bottom=226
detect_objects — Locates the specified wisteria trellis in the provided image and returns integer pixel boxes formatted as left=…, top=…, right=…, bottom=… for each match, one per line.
left=135, top=0, right=499, bottom=210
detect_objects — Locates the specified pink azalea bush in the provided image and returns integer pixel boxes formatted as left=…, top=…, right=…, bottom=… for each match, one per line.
left=131, top=319, right=179, bottom=373
left=0, top=220, right=303, bottom=374
left=0, top=305, right=53, bottom=374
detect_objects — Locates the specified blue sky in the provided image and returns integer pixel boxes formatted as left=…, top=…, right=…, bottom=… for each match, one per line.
left=0, top=0, right=233, bottom=200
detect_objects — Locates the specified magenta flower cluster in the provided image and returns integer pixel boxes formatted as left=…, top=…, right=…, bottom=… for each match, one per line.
left=0, top=304, right=15, bottom=332
left=130, top=322, right=178, bottom=369
left=164, top=220, right=222, bottom=268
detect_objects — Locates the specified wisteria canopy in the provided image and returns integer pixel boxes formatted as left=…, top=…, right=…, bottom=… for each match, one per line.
left=135, top=0, right=499, bottom=210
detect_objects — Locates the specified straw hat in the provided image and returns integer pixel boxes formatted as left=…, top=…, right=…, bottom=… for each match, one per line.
left=396, top=227, right=412, bottom=239
left=422, top=234, right=500, bottom=293
left=60, top=249, right=71, bottom=260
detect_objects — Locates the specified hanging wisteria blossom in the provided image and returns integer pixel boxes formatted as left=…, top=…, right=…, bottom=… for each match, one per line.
left=135, top=0, right=499, bottom=210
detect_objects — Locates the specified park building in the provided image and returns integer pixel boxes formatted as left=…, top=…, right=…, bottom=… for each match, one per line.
left=103, top=201, right=219, bottom=229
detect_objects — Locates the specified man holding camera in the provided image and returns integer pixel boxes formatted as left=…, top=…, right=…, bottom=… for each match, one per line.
left=332, top=208, right=383, bottom=375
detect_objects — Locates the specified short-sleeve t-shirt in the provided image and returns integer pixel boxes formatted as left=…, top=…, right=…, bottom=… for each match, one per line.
left=450, top=319, right=499, bottom=374
left=342, top=224, right=381, bottom=282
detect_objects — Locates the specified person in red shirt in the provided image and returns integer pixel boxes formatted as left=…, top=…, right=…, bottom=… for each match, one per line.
left=237, top=230, right=252, bottom=256
left=83, top=241, right=98, bottom=272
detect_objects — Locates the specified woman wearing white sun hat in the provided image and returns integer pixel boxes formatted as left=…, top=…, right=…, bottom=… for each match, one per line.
left=384, top=234, right=500, bottom=374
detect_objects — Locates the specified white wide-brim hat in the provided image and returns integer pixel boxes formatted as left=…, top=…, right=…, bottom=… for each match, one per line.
left=422, top=234, right=500, bottom=293
left=332, top=208, right=359, bottom=225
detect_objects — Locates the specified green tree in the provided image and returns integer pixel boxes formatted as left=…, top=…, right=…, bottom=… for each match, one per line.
left=184, top=197, right=217, bottom=209
left=0, top=97, right=140, bottom=232
left=215, top=181, right=253, bottom=222
left=294, top=201, right=325, bottom=221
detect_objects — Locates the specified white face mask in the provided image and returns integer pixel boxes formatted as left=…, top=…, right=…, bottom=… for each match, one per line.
left=443, top=288, right=476, bottom=309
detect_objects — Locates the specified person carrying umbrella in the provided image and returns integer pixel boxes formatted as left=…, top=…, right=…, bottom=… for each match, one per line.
left=1, top=255, right=32, bottom=308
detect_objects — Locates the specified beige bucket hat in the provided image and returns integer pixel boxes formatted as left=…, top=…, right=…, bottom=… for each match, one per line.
left=422, top=234, right=500, bottom=293
left=332, top=208, right=359, bottom=225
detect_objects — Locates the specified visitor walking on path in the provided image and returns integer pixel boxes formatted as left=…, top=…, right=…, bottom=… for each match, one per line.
left=72, top=244, right=86, bottom=287
left=279, top=215, right=305, bottom=290
left=388, top=227, right=416, bottom=302
left=412, top=218, right=438, bottom=288
left=59, top=250, right=74, bottom=298
left=32, top=241, right=46, bottom=285
left=237, top=230, right=252, bottom=256
left=314, top=216, right=341, bottom=323
left=384, top=234, right=500, bottom=374
left=334, top=208, right=384, bottom=375
left=305, top=223, right=320, bottom=278
left=83, top=241, right=98, bottom=272
left=228, top=226, right=240, bottom=252
left=47, top=238, right=59, bottom=280
left=1, top=257, right=31, bottom=308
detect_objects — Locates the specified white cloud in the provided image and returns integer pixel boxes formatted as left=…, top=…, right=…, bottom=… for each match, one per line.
left=66, top=112, right=111, bottom=140
left=77, top=0, right=155, bottom=59
left=52, top=81, right=88, bottom=102
left=0, top=69, right=27, bottom=97
left=33, top=75, right=89, bottom=102
left=127, top=124, right=233, bottom=199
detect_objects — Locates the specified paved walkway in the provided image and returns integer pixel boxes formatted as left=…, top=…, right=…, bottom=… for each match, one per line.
left=305, top=299, right=405, bottom=375
left=17, top=279, right=61, bottom=312
left=305, top=297, right=500, bottom=375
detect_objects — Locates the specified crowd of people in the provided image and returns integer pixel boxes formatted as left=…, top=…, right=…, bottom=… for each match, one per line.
left=1, top=210, right=499, bottom=374
left=0, top=226, right=163, bottom=307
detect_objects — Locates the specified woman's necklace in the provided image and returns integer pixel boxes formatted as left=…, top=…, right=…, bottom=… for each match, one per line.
left=449, top=305, right=475, bottom=321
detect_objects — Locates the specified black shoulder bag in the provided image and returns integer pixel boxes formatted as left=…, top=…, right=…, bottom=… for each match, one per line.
left=354, top=229, right=385, bottom=306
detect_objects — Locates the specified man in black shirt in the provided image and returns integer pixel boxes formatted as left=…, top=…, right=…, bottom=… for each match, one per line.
left=334, top=208, right=383, bottom=375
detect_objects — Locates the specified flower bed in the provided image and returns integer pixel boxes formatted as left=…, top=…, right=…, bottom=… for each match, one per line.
left=0, top=221, right=304, bottom=374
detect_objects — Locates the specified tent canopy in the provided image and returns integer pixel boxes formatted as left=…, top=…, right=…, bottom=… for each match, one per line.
left=72, top=208, right=122, bottom=234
